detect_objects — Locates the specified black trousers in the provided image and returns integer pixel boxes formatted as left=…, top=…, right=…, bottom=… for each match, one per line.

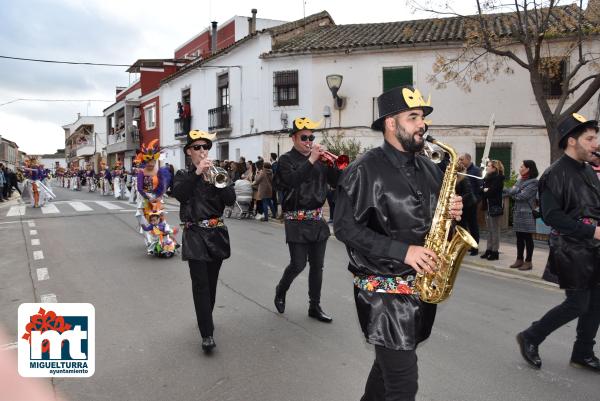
left=524, top=286, right=600, bottom=359
left=515, top=232, right=534, bottom=261
left=361, top=345, right=418, bottom=401
left=188, top=259, right=222, bottom=338
left=277, top=240, right=327, bottom=303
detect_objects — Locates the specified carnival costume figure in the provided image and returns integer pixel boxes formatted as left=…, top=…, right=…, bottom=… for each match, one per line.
left=140, top=210, right=179, bottom=257
left=86, top=166, right=96, bottom=192
left=128, top=165, right=139, bottom=203
left=22, top=158, right=55, bottom=207
left=101, top=162, right=112, bottom=196
left=135, top=140, right=171, bottom=237
left=334, top=87, right=463, bottom=400
left=273, top=117, right=341, bottom=323
left=172, top=130, right=236, bottom=353
left=112, top=161, right=130, bottom=200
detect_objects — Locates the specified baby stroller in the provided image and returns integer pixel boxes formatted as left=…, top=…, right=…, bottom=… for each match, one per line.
left=226, top=179, right=254, bottom=219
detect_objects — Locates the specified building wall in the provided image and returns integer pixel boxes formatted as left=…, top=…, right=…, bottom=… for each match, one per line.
left=141, top=96, right=160, bottom=145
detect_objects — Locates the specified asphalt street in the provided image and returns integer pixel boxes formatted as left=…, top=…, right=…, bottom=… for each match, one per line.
left=0, top=186, right=598, bottom=401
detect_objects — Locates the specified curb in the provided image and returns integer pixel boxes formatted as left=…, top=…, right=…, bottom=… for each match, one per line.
left=460, top=260, right=558, bottom=289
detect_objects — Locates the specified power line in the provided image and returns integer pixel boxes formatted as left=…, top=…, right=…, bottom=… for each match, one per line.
left=0, top=98, right=113, bottom=108
left=0, top=55, right=130, bottom=67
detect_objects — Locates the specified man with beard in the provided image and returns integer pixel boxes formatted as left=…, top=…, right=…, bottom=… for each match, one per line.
left=334, top=86, right=463, bottom=400
left=517, top=113, right=600, bottom=372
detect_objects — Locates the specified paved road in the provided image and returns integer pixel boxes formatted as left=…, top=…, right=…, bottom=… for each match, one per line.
left=1, top=186, right=598, bottom=401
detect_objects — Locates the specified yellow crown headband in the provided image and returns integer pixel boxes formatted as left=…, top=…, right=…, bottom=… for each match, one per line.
left=292, top=117, right=322, bottom=132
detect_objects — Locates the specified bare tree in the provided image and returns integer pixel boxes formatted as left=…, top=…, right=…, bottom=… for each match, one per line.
left=411, top=0, right=600, bottom=161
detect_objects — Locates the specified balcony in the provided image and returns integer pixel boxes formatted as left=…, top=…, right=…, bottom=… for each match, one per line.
left=208, top=105, right=231, bottom=131
left=106, top=126, right=140, bottom=154
left=76, top=143, right=95, bottom=157
left=174, top=117, right=192, bottom=140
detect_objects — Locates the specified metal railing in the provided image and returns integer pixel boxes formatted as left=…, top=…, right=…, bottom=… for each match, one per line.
left=175, top=117, right=192, bottom=138
left=208, top=105, right=231, bottom=131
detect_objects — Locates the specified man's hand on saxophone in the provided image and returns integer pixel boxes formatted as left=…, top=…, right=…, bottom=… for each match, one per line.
left=449, top=194, right=463, bottom=221
left=405, top=246, right=438, bottom=274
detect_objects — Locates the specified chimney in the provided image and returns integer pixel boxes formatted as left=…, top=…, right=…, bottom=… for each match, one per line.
left=77, top=113, right=81, bottom=120
left=211, top=21, right=218, bottom=55
left=250, top=8, right=257, bottom=35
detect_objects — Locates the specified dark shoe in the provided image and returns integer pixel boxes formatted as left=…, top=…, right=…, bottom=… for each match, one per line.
left=518, top=261, right=532, bottom=271
left=201, top=336, right=216, bottom=353
left=480, top=250, right=491, bottom=259
left=274, top=287, right=286, bottom=314
left=516, top=332, right=541, bottom=369
left=469, top=249, right=479, bottom=256
left=570, top=355, right=600, bottom=373
left=487, top=251, right=499, bottom=261
left=510, top=259, right=524, bottom=269
left=308, top=303, right=333, bottom=323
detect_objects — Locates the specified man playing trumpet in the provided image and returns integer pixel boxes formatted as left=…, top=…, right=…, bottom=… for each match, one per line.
left=273, top=117, right=342, bottom=322
left=172, top=130, right=236, bottom=353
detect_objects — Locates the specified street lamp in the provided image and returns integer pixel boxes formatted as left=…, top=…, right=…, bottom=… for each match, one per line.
left=326, top=74, right=345, bottom=109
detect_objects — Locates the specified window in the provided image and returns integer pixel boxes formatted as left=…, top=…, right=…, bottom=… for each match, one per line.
left=144, top=103, right=156, bottom=130
left=273, top=70, right=299, bottom=106
left=540, top=58, right=567, bottom=98
left=218, top=73, right=229, bottom=107
left=383, top=66, right=413, bottom=91
left=475, top=144, right=512, bottom=178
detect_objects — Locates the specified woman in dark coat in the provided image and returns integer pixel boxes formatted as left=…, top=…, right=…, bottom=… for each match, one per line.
left=481, top=160, right=505, bottom=260
left=504, top=160, right=539, bottom=270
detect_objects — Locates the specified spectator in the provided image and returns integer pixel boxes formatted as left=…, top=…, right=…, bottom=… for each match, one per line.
left=455, top=161, right=477, bottom=233
left=182, top=100, right=191, bottom=135
left=0, top=164, right=6, bottom=201
left=254, top=162, right=274, bottom=221
left=177, top=101, right=184, bottom=119
left=459, top=153, right=483, bottom=255
left=270, top=153, right=280, bottom=217
left=505, top=160, right=539, bottom=271
left=481, top=160, right=505, bottom=261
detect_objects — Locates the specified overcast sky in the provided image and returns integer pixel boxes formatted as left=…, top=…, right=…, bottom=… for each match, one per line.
left=0, top=0, right=503, bottom=154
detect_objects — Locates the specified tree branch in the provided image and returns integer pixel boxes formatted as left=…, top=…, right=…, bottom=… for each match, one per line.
left=562, top=74, right=600, bottom=117
left=568, top=73, right=600, bottom=95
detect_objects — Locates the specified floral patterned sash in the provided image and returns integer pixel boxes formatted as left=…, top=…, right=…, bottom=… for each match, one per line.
left=353, top=275, right=416, bottom=295
left=283, top=208, right=323, bottom=221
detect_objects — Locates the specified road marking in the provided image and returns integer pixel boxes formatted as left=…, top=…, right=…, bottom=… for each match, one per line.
left=28, top=221, right=36, bottom=227
left=41, top=204, right=60, bottom=214
left=30, top=230, right=38, bottom=235
left=94, top=201, right=123, bottom=210
left=68, top=201, right=93, bottom=212
left=33, top=250, right=44, bottom=260
left=37, top=268, right=49, bottom=281
left=0, top=342, right=17, bottom=351
left=40, top=294, right=57, bottom=303
left=7, top=206, right=26, bottom=216
left=31, top=238, right=40, bottom=246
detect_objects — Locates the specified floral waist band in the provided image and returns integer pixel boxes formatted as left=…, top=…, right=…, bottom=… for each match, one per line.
left=182, top=217, right=225, bottom=229
left=551, top=217, right=598, bottom=236
left=284, top=208, right=323, bottom=221
left=353, top=275, right=415, bottom=295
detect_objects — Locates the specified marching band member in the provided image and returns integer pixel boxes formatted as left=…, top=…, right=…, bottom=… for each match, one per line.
left=334, top=87, right=462, bottom=401
left=273, top=117, right=341, bottom=323
left=172, top=130, right=235, bottom=353
left=517, top=113, right=600, bottom=372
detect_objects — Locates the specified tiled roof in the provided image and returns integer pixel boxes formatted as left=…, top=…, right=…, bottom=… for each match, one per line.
left=264, top=4, right=594, bottom=57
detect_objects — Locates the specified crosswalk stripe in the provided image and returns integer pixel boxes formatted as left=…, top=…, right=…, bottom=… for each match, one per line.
left=41, top=204, right=60, bottom=214
left=6, top=206, right=26, bottom=217
left=68, top=201, right=93, bottom=212
left=94, top=201, right=123, bottom=210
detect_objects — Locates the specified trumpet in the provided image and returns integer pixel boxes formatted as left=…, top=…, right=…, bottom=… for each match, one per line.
left=320, top=150, right=350, bottom=170
left=206, top=164, right=229, bottom=188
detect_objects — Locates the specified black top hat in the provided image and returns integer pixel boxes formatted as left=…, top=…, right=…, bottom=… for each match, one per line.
left=372, top=86, right=433, bottom=131
left=557, top=113, right=598, bottom=144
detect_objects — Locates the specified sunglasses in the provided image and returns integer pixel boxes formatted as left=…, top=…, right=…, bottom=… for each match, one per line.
left=300, top=134, right=315, bottom=142
left=191, top=144, right=211, bottom=151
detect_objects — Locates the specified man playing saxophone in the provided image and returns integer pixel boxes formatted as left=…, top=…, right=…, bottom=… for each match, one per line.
left=334, top=86, right=463, bottom=401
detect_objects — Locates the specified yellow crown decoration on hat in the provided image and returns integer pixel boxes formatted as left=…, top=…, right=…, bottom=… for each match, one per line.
left=572, top=113, right=587, bottom=123
left=293, top=117, right=322, bottom=131
left=402, top=88, right=431, bottom=109
left=189, top=130, right=216, bottom=141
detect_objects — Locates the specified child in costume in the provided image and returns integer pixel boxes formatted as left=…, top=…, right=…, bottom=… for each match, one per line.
left=140, top=211, right=179, bottom=257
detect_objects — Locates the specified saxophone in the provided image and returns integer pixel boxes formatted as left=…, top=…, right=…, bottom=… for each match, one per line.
left=413, top=135, right=478, bottom=304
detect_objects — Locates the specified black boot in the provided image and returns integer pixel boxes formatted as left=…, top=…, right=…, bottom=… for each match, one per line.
left=487, top=251, right=499, bottom=261
left=480, top=250, right=491, bottom=259
left=201, top=336, right=216, bottom=353
left=308, top=302, right=332, bottom=323
left=274, top=286, right=286, bottom=314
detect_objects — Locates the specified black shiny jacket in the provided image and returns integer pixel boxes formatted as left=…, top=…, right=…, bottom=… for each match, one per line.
left=277, top=147, right=340, bottom=243
left=172, top=168, right=236, bottom=262
left=541, top=155, right=600, bottom=289
left=334, top=141, right=443, bottom=350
